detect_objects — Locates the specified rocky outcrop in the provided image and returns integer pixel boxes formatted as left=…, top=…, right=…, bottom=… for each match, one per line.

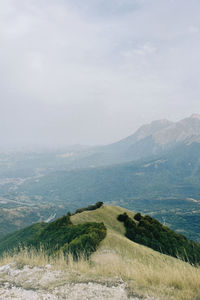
left=0, top=263, right=157, bottom=300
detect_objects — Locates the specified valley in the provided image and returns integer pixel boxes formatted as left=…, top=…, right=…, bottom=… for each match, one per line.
left=1, top=115, right=200, bottom=242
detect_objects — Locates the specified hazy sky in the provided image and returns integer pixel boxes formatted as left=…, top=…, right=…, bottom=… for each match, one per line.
left=1, top=0, right=200, bottom=148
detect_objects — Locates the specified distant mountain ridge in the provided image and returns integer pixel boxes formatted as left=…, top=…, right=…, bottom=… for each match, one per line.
left=116, top=113, right=200, bottom=146
left=153, top=114, right=200, bottom=145
left=81, top=114, right=200, bottom=166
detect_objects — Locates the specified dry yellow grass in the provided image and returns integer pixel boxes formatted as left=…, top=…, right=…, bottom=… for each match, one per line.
left=1, top=205, right=200, bottom=300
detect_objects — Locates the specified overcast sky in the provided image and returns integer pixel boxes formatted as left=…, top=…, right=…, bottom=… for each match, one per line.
left=1, top=0, right=200, bottom=148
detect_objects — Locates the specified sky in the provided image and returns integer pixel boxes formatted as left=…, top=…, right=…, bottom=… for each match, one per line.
left=1, top=0, right=200, bottom=148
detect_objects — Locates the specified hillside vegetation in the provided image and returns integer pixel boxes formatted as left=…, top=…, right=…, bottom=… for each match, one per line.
left=118, top=212, right=200, bottom=265
left=0, top=213, right=106, bottom=259
left=1, top=205, right=200, bottom=299
left=71, top=205, right=200, bottom=299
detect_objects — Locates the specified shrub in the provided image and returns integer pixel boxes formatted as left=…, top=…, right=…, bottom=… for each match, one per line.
left=67, top=227, right=106, bottom=260
left=134, top=213, right=142, bottom=221
left=117, top=213, right=128, bottom=222
left=0, top=215, right=107, bottom=260
left=74, top=202, right=103, bottom=214
left=117, top=212, right=200, bottom=266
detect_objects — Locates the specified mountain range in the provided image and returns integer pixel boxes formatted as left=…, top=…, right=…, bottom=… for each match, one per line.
left=77, top=113, right=200, bottom=167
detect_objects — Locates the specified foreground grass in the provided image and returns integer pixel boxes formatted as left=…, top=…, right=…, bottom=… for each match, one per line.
left=1, top=205, right=200, bottom=300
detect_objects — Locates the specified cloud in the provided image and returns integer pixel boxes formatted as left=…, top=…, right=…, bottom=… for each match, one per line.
left=1, top=0, right=200, bottom=148
left=188, top=25, right=200, bottom=34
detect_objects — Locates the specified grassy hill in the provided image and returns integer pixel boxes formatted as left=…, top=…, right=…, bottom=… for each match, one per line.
left=72, top=205, right=200, bottom=299
left=1, top=204, right=200, bottom=299
left=72, top=205, right=200, bottom=265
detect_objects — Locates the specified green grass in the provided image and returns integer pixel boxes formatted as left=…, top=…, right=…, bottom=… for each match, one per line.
left=72, top=204, right=134, bottom=234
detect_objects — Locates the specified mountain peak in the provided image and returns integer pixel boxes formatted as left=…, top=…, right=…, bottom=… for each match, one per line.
left=154, top=114, right=200, bottom=145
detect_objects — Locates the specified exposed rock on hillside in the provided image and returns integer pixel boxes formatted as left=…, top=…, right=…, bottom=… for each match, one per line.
left=0, top=263, right=156, bottom=300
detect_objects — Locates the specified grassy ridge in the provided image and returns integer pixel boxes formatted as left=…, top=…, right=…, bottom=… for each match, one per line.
left=71, top=205, right=200, bottom=299
left=1, top=205, right=200, bottom=299
left=118, top=212, right=200, bottom=265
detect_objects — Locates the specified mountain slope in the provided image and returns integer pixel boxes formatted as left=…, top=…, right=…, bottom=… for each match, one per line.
left=2, top=204, right=200, bottom=265
left=72, top=114, right=200, bottom=167
left=154, top=114, right=200, bottom=145
left=72, top=205, right=200, bottom=299
left=1, top=205, right=200, bottom=300
left=72, top=205, right=200, bottom=265
left=0, top=213, right=106, bottom=258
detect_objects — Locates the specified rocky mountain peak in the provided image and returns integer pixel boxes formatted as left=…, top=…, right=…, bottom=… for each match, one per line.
left=129, top=119, right=173, bottom=142
left=153, top=114, right=200, bottom=145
